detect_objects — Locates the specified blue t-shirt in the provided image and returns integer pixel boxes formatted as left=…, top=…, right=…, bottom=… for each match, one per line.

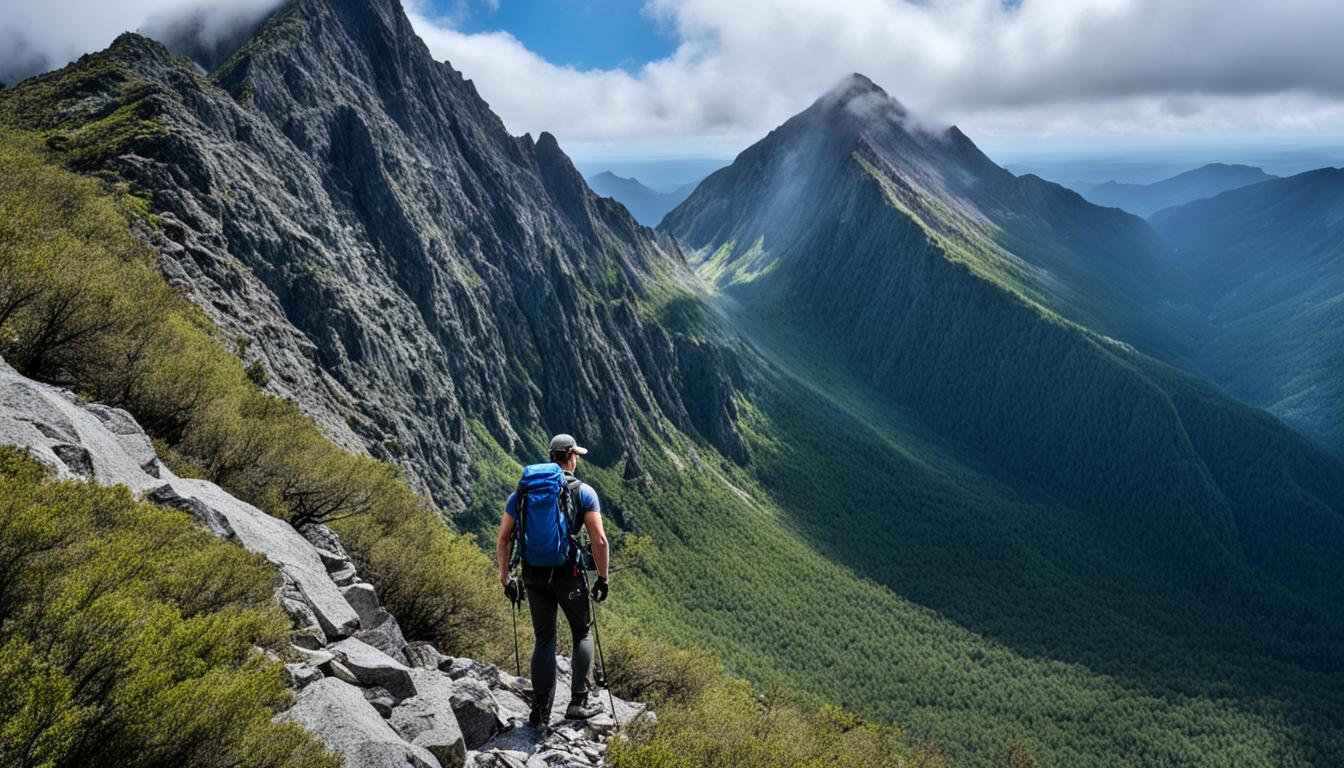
left=505, top=481, right=600, bottom=521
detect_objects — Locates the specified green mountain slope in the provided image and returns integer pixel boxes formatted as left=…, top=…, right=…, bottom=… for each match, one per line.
left=658, top=74, right=1344, bottom=765
left=1085, top=163, right=1277, bottom=217
left=1150, top=169, right=1344, bottom=453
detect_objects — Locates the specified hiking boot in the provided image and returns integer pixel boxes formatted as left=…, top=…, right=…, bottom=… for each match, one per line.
left=564, top=694, right=602, bottom=720
left=528, top=701, right=548, bottom=728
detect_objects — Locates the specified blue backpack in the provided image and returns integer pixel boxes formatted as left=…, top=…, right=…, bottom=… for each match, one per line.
left=511, top=463, right=584, bottom=568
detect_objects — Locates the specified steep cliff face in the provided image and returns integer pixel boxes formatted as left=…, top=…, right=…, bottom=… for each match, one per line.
left=0, top=0, right=743, bottom=511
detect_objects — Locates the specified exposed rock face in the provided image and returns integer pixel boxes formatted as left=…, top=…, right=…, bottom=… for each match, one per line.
left=328, top=637, right=417, bottom=699
left=2, top=0, right=746, bottom=512
left=0, top=355, right=649, bottom=767
left=280, top=678, right=442, bottom=768
left=0, top=355, right=360, bottom=641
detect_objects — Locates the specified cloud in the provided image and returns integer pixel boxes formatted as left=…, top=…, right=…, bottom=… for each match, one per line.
left=0, top=0, right=282, bottom=85
left=405, top=0, right=1344, bottom=156
left=6, top=0, right=1343, bottom=155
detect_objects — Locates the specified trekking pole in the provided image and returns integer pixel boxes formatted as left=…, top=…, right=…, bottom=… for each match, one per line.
left=511, top=602, right=521, bottom=678
left=581, top=569, right=618, bottom=720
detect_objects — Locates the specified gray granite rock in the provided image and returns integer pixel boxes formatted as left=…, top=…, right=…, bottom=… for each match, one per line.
left=355, top=613, right=409, bottom=665
left=449, top=677, right=505, bottom=749
left=391, top=671, right=467, bottom=768
left=404, top=642, right=450, bottom=671
left=278, top=678, right=440, bottom=768
left=363, top=686, right=397, bottom=718
left=283, top=663, right=324, bottom=690
left=0, top=358, right=360, bottom=642
left=328, top=637, right=417, bottom=700
left=342, top=583, right=382, bottom=627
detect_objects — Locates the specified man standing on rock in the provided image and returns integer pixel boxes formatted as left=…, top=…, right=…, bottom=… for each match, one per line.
left=497, top=433, right=610, bottom=727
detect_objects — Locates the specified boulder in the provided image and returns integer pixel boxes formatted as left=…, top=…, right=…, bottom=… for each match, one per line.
left=290, top=646, right=335, bottom=667
left=340, top=582, right=408, bottom=661
left=342, top=583, right=382, bottom=626
left=363, top=686, right=397, bottom=717
left=467, top=752, right=527, bottom=768
left=450, top=677, right=505, bottom=749
left=404, top=642, right=450, bottom=670
left=0, top=364, right=159, bottom=486
left=390, top=671, right=468, bottom=767
left=445, top=657, right=502, bottom=688
left=329, top=561, right=360, bottom=586
left=298, top=522, right=353, bottom=562
left=472, top=726, right=542, bottom=767
left=278, top=572, right=328, bottom=648
left=414, top=730, right=469, bottom=768
left=278, top=678, right=441, bottom=768
left=356, top=613, right=409, bottom=664
left=328, top=637, right=417, bottom=700
left=283, top=663, right=323, bottom=690
left=491, top=688, right=531, bottom=727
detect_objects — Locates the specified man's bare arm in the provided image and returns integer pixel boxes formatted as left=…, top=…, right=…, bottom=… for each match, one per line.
left=584, top=510, right=609, bottom=580
left=497, top=513, right=515, bottom=586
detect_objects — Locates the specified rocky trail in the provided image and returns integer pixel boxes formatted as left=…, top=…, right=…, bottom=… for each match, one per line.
left=0, top=355, right=646, bottom=768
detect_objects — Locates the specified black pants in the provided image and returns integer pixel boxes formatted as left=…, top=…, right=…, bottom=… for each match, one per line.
left=523, top=564, right=593, bottom=711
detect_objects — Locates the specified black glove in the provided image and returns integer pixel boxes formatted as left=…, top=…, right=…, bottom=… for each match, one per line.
left=590, top=576, right=608, bottom=603
left=504, top=578, right=524, bottom=606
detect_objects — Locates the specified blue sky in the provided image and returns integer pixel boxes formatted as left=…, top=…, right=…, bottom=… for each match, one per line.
left=443, top=0, right=674, bottom=72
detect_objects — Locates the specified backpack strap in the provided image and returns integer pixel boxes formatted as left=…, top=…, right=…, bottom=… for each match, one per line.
left=509, top=479, right=528, bottom=570
left=561, top=472, right=585, bottom=532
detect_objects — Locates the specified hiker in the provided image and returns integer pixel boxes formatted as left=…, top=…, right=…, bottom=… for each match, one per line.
left=497, top=433, right=610, bottom=726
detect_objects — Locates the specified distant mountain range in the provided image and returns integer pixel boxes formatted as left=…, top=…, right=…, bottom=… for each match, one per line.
left=1151, top=168, right=1344, bottom=451
left=663, top=73, right=1344, bottom=761
left=1084, top=162, right=1277, bottom=217
left=586, top=170, right=698, bottom=226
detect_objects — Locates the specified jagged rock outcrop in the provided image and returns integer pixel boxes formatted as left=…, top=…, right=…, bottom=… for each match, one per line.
left=0, top=355, right=648, bottom=767
left=282, top=678, right=442, bottom=768
left=1, top=0, right=747, bottom=512
left=0, top=356, right=362, bottom=641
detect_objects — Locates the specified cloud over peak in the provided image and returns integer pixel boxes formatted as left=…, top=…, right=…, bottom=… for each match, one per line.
left=407, top=0, right=1344, bottom=155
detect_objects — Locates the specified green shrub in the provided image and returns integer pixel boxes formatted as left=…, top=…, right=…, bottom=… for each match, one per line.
left=607, top=655, right=932, bottom=768
left=0, top=447, right=339, bottom=768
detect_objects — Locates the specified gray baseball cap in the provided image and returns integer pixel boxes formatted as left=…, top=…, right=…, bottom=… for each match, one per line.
left=548, top=433, right=588, bottom=455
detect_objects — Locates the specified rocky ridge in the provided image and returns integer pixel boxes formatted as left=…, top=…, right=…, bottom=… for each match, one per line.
left=0, top=0, right=745, bottom=513
left=0, top=354, right=646, bottom=768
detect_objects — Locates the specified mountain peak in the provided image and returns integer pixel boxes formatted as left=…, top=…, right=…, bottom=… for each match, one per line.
left=818, top=72, right=904, bottom=114
left=834, top=72, right=883, bottom=95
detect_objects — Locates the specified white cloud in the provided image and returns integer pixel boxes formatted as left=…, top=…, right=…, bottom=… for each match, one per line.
left=6, top=0, right=1344, bottom=157
left=0, top=0, right=282, bottom=84
left=405, top=0, right=1344, bottom=157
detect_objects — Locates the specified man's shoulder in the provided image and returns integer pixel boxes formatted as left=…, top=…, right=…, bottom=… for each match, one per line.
left=578, top=482, right=600, bottom=512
